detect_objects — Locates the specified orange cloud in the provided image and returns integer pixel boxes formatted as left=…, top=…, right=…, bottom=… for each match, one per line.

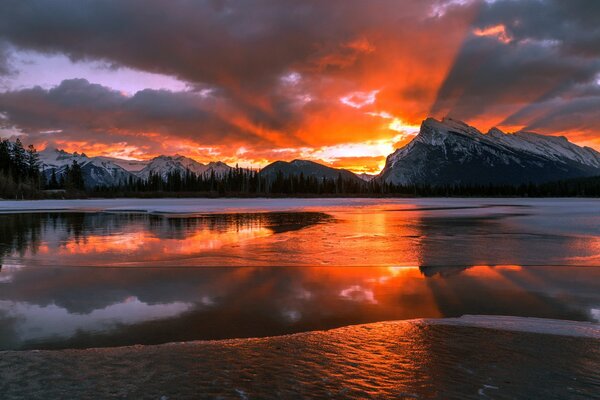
left=1, top=0, right=599, bottom=174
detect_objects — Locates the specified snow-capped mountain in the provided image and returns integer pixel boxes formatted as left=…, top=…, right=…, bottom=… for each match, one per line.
left=356, top=173, right=376, bottom=182
left=260, top=159, right=362, bottom=183
left=135, top=155, right=232, bottom=180
left=96, top=156, right=148, bottom=172
left=39, top=149, right=233, bottom=188
left=379, top=117, right=600, bottom=186
left=39, top=148, right=136, bottom=188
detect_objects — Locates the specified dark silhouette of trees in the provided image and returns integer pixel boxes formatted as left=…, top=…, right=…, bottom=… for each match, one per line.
left=0, top=138, right=43, bottom=198
left=63, top=160, right=85, bottom=191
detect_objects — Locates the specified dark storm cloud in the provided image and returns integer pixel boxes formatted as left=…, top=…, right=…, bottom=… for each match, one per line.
left=0, top=78, right=298, bottom=148
left=430, top=0, right=600, bottom=133
left=0, top=41, right=12, bottom=77
left=520, top=85, right=600, bottom=137
left=0, top=0, right=421, bottom=90
left=477, top=0, right=600, bottom=57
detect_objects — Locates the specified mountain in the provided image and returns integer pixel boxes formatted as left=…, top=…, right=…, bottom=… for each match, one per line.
left=96, top=156, right=148, bottom=172
left=260, top=159, right=362, bottom=183
left=357, top=173, right=376, bottom=182
left=39, top=149, right=233, bottom=188
left=378, top=117, right=600, bottom=186
left=39, top=148, right=135, bottom=188
left=136, top=155, right=232, bottom=180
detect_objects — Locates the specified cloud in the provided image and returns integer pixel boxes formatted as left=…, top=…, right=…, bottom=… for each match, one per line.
left=0, top=41, right=11, bottom=76
left=0, top=0, right=598, bottom=169
left=0, top=78, right=300, bottom=154
left=430, top=0, right=600, bottom=135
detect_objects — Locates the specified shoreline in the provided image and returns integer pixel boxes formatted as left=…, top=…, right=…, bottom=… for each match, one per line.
left=1, top=315, right=598, bottom=399
left=3, top=315, right=599, bottom=354
left=0, top=197, right=597, bottom=215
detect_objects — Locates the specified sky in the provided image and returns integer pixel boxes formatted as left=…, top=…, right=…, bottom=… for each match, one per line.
left=0, top=0, right=599, bottom=173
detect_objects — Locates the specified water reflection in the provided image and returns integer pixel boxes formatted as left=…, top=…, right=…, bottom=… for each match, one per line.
left=0, top=204, right=599, bottom=350
left=0, top=204, right=598, bottom=267
left=0, top=265, right=599, bottom=350
left=0, top=212, right=332, bottom=266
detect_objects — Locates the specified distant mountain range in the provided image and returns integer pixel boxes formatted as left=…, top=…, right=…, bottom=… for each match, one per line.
left=39, top=150, right=232, bottom=188
left=39, top=149, right=135, bottom=188
left=135, top=155, right=231, bottom=181
left=38, top=117, right=600, bottom=188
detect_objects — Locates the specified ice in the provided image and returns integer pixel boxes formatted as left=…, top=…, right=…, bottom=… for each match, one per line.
left=0, top=197, right=598, bottom=215
left=422, top=315, right=600, bottom=338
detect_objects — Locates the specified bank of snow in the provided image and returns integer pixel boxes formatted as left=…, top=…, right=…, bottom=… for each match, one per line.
left=0, top=197, right=599, bottom=215
left=421, top=315, right=600, bottom=338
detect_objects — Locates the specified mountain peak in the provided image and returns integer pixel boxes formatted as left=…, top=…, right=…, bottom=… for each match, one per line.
left=487, top=127, right=505, bottom=138
left=290, top=159, right=317, bottom=166
left=380, top=116, right=600, bottom=186
left=137, top=154, right=231, bottom=180
left=261, top=159, right=361, bottom=182
left=416, top=117, right=483, bottom=146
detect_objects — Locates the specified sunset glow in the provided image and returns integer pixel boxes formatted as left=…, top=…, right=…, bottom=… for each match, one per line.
left=0, top=1, right=599, bottom=172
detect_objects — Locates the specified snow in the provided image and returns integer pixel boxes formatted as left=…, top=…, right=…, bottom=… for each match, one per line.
left=38, top=147, right=90, bottom=169
left=0, top=198, right=384, bottom=214
left=487, top=128, right=600, bottom=167
left=0, top=197, right=597, bottom=215
left=40, top=148, right=233, bottom=183
left=136, top=155, right=232, bottom=180
left=96, top=156, right=148, bottom=172
left=357, top=173, right=375, bottom=181
left=382, top=117, right=600, bottom=184
left=389, top=117, right=600, bottom=168
left=422, top=315, right=600, bottom=338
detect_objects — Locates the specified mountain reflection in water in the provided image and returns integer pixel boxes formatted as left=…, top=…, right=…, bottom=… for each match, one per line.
left=0, top=203, right=598, bottom=350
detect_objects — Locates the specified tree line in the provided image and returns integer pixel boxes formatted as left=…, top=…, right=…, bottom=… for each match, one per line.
left=94, top=167, right=600, bottom=198
left=98, top=167, right=387, bottom=196
left=0, top=139, right=86, bottom=198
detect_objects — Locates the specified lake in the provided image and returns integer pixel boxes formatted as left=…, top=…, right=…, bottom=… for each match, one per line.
left=0, top=198, right=599, bottom=398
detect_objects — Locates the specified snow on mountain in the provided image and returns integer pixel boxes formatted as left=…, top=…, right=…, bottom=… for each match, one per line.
left=486, top=128, right=600, bottom=168
left=96, top=156, right=149, bottom=172
left=379, top=117, right=600, bottom=186
left=39, top=148, right=88, bottom=169
left=135, top=155, right=232, bottom=180
left=39, top=148, right=136, bottom=188
left=40, top=149, right=233, bottom=186
left=357, top=173, right=376, bottom=182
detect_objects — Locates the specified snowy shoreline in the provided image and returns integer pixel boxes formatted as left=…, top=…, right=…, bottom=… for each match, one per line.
left=0, top=197, right=597, bottom=215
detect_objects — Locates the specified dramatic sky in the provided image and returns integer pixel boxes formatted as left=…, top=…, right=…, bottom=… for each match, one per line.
left=0, top=0, right=599, bottom=173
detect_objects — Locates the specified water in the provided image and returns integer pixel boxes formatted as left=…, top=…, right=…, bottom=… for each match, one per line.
left=2, top=322, right=599, bottom=399
left=0, top=198, right=599, bottom=398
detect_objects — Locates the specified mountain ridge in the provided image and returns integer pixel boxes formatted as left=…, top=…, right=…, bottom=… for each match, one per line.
left=35, top=117, right=600, bottom=189
left=378, top=117, right=600, bottom=186
left=39, top=149, right=234, bottom=188
left=259, top=159, right=362, bottom=183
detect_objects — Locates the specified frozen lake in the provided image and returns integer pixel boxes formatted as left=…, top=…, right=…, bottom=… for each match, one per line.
left=0, top=198, right=598, bottom=398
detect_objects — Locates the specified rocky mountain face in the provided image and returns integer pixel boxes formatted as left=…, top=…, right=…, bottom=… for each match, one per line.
left=260, top=159, right=362, bottom=183
left=378, top=117, right=600, bottom=186
left=356, top=173, right=376, bottom=182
